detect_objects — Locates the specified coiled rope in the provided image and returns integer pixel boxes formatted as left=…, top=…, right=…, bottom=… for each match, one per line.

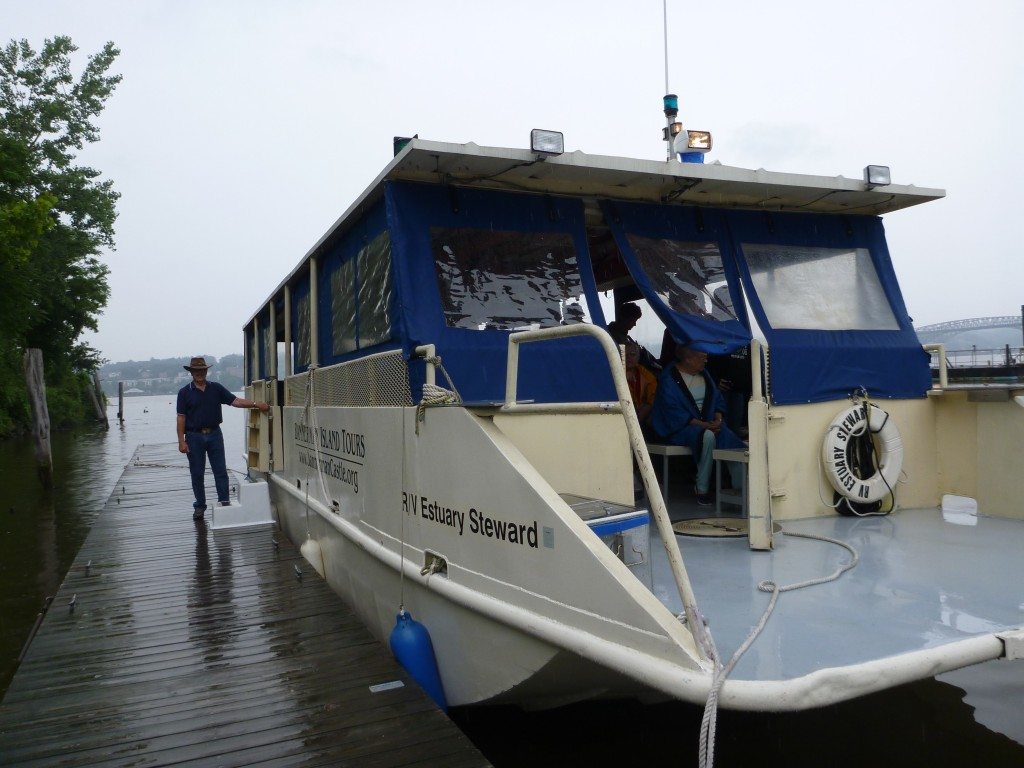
left=415, top=356, right=462, bottom=434
left=697, top=531, right=859, bottom=768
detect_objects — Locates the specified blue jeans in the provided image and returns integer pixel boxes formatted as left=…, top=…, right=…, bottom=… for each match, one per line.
left=185, top=428, right=229, bottom=510
left=695, top=430, right=741, bottom=495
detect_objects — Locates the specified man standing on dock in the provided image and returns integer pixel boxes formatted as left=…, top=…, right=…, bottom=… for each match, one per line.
left=176, top=356, right=270, bottom=521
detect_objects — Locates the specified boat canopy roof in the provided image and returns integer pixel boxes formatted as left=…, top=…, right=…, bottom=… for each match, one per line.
left=256, top=139, right=945, bottom=315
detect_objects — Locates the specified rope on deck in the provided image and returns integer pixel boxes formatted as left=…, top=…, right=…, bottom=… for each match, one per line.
left=698, top=531, right=860, bottom=768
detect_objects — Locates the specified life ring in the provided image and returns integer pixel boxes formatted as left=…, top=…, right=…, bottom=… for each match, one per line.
left=822, top=403, right=903, bottom=504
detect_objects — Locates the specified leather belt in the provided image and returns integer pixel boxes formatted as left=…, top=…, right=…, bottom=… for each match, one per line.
left=189, top=427, right=217, bottom=434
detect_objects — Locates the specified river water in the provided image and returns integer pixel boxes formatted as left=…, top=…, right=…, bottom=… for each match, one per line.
left=2, top=394, right=1023, bottom=766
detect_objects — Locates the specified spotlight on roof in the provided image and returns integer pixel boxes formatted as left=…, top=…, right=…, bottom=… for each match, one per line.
left=684, top=130, right=713, bottom=151
left=672, top=128, right=713, bottom=163
left=864, top=165, right=891, bottom=189
left=530, top=129, right=564, bottom=158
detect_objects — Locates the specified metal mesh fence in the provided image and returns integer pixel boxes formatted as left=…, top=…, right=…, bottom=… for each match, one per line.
left=284, top=350, right=413, bottom=408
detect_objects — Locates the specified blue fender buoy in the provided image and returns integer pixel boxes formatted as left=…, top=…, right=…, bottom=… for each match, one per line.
left=389, top=610, right=448, bottom=711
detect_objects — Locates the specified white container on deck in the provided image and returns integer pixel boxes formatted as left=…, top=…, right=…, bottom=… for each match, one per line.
left=212, top=480, right=275, bottom=530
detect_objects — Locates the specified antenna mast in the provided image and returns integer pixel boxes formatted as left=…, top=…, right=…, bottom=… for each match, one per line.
left=662, top=0, right=678, bottom=161
left=663, top=0, right=670, bottom=95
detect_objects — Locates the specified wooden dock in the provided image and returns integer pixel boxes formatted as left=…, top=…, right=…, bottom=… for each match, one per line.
left=0, top=444, right=489, bottom=767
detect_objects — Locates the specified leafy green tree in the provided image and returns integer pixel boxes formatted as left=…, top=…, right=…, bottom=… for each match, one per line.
left=0, top=37, right=121, bottom=434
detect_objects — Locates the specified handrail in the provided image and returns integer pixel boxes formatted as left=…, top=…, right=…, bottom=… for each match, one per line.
left=922, top=343, right=948, bottom=389
left=502, top=324, right=714, bottom=663
left=413, top=344, right=437, bottom=387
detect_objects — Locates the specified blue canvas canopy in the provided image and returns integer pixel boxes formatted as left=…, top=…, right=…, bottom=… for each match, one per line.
left=291, top=175, right=930, bottom=406
left=602, top=199, right=930, bottom=405
left=601, top=200, right=752, bottom=355
left=385, top=181, right=616, bottom=404
left=725, top=209, right=931, bottom=404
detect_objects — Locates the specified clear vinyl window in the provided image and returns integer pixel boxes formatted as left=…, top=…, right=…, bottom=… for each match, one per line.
left=431, top=227, right=592, bottom=330
left=357, top=231, right=393, bottom=348
left=259, top=313, right=272, bottom=378
left=247, top=329, right=258, bottom=382
left=329, top=231, right=393, bottom=355
left=330, top=259, right=357, bottom=356
left=625, top=236, right=736, bottom=321
left=295, top=291, right=311, bottom=367
left=741, top=244, right=899, bottom=330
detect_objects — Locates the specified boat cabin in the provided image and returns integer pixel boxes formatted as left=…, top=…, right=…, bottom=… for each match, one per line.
left=242, top=138, right=955, bottom=541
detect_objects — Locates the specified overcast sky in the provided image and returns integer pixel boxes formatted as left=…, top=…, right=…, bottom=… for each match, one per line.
left=8, top=0, right=1023, bottom=362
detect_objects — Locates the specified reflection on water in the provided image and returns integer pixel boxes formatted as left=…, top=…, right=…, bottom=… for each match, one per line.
left=1, top=394, right=1022, bottom=766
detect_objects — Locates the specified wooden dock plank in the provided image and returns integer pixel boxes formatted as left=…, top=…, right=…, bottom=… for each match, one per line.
left=0, top=444, right=489, bottom=767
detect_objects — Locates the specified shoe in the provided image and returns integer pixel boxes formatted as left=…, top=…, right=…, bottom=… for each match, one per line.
left=695, top=488, right=713, bottom=507
left=192, top=505, right=207, bottom=521
left=219, top=501, right=231, bottom=507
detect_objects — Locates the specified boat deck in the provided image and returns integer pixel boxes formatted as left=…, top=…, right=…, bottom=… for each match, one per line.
left=651, top=492, right=1024, bottom=682
left=0, top=443, right=489, bottom=768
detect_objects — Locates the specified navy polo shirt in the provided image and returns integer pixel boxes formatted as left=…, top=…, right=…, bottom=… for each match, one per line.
left=176, top=381, right=237, bottom=431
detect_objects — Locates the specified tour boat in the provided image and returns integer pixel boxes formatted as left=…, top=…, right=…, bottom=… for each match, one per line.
left=239, top=125, right=1024, bottom=712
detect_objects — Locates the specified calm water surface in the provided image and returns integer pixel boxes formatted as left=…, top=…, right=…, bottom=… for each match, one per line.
left=2, top=394, right=1023, bottom=767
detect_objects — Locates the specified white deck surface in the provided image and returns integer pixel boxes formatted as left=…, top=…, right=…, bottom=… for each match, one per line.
left=650, top=506, right=1024, bottom=681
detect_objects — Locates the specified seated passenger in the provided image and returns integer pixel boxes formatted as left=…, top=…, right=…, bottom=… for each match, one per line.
left=658, top=328, right=678, bottom=369
left=607, top=303, right=659, bottom=372
left=624, top=342, right=657, bottom=433
left=651, top=343, right=745, bottom=506
left=706, top=346, right=751, bottom=437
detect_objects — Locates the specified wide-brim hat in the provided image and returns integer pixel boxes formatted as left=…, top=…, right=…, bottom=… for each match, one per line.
left=184, top=356, right=212, bottom=371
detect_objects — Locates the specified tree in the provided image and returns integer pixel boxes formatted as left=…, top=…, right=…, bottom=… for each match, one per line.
left=0, top=37, right=121, bottom=434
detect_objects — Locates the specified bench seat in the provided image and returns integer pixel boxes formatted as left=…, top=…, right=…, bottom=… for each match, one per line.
left=645, top=443, right=693, bottom=503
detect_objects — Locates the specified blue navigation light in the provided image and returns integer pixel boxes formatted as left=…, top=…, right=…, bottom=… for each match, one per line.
left=663, top=94, right=679, bottom=111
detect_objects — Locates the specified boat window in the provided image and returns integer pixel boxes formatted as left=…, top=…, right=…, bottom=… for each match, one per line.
left=259, top=311, right=273, bottom=379
left=741, top=244, right=899, bottom=330
left=330, top=259, right=357, bottom=355
left=248, top=328, right=259, bottom=382
left=625, top=236, right=737, bottom=321
left=431, top=227, right=591, bottom=330
left=329, top=231, right=393, bottom=354
left=357, top=231, right=393, bottom=348
left=296, top=291, right=311, bottom=367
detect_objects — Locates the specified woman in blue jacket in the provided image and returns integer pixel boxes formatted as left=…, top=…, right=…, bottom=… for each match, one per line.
left=651, top=344, right=746, bottom=505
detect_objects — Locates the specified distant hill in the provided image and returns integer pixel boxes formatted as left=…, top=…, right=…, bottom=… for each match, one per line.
left=99, top=355, right=244, bottom=396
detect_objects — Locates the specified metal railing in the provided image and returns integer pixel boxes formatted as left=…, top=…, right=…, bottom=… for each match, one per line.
left=501, top=323, right=714, bottom=662
left=922, top=344, right=949, bottom=389
left=930, top=346, right=1024, bottom=368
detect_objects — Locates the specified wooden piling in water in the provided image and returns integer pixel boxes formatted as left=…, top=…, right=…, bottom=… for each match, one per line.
left=23, top=349, right=52, bottom=489
left=117, top=380, right=124, bottom=424
left=89, top=371, right=109, bottom=430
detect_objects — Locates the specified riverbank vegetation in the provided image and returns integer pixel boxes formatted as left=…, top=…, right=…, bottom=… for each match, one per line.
left=0, top=37, right=120, bottom=437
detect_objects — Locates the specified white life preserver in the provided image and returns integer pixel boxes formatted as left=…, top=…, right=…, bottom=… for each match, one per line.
left=822, top=403, right=903, bottom=504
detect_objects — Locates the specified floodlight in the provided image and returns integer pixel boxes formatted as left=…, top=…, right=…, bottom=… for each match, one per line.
left=686, top=130, right=713, bottom=151
left=864, top=165, right=891, bottom=189
left=530, top=129, right=564, bottom=157
left=672, top=129, right=713, bottom=155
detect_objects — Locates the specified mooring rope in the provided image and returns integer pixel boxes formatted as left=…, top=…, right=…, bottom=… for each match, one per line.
left=415, top=356, right=462, bottom=434
left=697, top=531, right=859, bottom=768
